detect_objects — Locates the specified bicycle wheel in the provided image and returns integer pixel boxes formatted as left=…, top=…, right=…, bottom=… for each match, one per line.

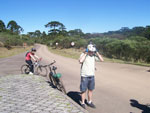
left=49, top=73, right=57, bottom=86
left=37, top=66, right=48, bottom=77
left=21, top=64, right=30, bottom=74
left=56, top=78, right=66, bottom=94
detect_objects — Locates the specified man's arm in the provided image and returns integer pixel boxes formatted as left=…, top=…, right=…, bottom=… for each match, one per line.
left=79, top=53, right=87, bottom=63
left=96, top=52, right=104, bottom=62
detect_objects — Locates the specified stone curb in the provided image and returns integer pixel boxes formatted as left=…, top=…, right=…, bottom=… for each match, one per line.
left=0, top=74, right=88, bottom=113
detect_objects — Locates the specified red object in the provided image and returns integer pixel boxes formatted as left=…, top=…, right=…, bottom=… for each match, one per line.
left=25, top=52, right=34, bottom=60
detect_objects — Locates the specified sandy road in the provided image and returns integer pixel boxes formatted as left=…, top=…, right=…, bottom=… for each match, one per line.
left=35, top=44, right=150, bottom=113
left=0, top=53, right=25, bottom=76
left=0, top=44, right=150, bottom=113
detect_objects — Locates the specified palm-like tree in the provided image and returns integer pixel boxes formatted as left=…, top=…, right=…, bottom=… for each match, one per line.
left=45, top=21, right=66, bottom=35
left=0, top=20, right=6, bottom=32
left=7, top=20, right=23, bottom=34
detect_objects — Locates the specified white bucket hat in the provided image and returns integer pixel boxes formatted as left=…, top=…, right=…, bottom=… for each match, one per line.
left=87, top=44, right=96, bottom=52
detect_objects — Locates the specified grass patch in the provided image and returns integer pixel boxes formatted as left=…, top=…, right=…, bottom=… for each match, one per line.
left=48, top=47, right=82, bottom=59
left=104, top=57, right=150, bottom=66
left=0, top=46, right=32, bottom=58
left=48, top=47, right=150, bottom=67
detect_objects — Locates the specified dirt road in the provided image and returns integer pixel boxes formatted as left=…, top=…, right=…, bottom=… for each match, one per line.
left=0, top=52, right=25, bottom=76
left=0, top=44, right=150, bottom=113
left=35, top=44, right=150, bottom=113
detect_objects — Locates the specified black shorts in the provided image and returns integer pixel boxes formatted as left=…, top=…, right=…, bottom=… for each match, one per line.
left=80, top=76, right=95, bottom=92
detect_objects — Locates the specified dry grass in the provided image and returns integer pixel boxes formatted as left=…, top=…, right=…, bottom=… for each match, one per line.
left=48, top=47, right=83, bottom=59
left=0, top=46, right=32, bottom=58
left=48, top=47, right=150, bottom=67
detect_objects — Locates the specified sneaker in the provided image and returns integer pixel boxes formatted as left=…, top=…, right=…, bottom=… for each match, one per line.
left=29, top=72, right=33, bottom=75
left=81, top=104, right=86, bottom=109
left=87, top=102, right=96, bottom=108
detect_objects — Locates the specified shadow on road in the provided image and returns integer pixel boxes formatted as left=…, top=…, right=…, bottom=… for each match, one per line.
left=147, top=69, right=150, bottom=72
left=130, top=99, right=150, bottom=113
left=46, top=81, right=57, bottom=89
left=67, top=91, right=81, bottom=106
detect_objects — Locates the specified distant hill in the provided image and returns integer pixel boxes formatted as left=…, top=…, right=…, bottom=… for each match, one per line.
left=84, top=26, right=150, bottom=40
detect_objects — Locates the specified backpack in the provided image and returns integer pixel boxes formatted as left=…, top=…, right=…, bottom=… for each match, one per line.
left=25, top=51, right=30, bottom=57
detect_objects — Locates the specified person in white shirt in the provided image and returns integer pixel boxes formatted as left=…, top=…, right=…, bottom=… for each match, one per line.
left=79, top=44, right=104, bottom=109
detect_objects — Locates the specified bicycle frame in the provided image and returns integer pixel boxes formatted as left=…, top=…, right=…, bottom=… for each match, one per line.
left=47, top=60, right=66, bottom=94
left=21, top=59, right=47, bottom=76
left=33, top=61, right=40, bottom=70
left=47, top=61, right=57, bottom=79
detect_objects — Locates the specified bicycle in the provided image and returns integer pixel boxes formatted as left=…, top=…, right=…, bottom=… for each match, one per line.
left=21, top=59, right=48, bottom=77
left=47, top=60, right=66, bottom=94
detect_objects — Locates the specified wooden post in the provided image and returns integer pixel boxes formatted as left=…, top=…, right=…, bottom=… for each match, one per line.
left=23, top=43, right=27, bottom=49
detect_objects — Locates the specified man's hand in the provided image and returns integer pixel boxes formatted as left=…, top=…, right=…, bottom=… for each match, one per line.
left=79, top=52, right=87, bottom=63
left=96, top=51, right=104, bottom=62
left=85, top=48, right=88, bottom=53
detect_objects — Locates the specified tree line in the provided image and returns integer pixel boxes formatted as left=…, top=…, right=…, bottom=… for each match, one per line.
left=0, top=20, right=23, bottom=34
left=0, top=19, right=150, bottom=63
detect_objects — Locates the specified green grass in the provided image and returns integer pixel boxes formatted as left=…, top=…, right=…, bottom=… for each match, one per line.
left=0, top=46, right=32, bottom=58
left=48, top=47, right=150, bottom=67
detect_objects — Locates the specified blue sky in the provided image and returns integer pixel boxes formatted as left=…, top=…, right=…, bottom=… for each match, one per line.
left=0, top=0, right=150, bottom=34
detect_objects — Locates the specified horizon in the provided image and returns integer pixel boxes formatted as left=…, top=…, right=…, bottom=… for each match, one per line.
left=1, top=0, right=150, bottom=34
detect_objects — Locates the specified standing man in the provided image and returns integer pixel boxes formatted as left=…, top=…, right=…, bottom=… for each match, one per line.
left=79, top=44, right=104, bottom=109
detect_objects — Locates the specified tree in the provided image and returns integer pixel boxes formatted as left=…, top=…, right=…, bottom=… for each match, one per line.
left=17, top=25, right=24, bottom=34
left=27, top=32, right=35, bottom=37
left=132, top=26, right=145, bottom=36
left=58, top=23, right=67, bottom=36
left=45, top=21, right=66, bottom=35
left=144, top=26, right=150, bottom=40
left=7, top=20, right=23, bottom=34
left=119, top=27, right=130, bottom=32
left=59, top=23, right=66, bottom=31
left=68, top=29, right=84, bottom=37
left=0, top=20, right=6, bottom=32
left=27, top=30, right=42, bottom=38
left=34, top=30, right=42, bottom=37
left=42, top=31, right=47, bottom=37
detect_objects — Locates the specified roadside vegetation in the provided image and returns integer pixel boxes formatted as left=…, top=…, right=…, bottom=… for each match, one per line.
left=48, top=47, right=83, bottom=59
left=0, top=19, right=150, bottom=66
left=48, top=47, right=150, bottom=66
left=0, top=46, right=32, bottom=58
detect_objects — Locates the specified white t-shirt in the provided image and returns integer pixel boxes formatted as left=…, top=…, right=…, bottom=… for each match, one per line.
left=80, top=53, right=97, bottom=77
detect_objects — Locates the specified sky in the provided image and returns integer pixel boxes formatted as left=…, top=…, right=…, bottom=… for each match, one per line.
left=0, top=0, right=150, bottom=34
